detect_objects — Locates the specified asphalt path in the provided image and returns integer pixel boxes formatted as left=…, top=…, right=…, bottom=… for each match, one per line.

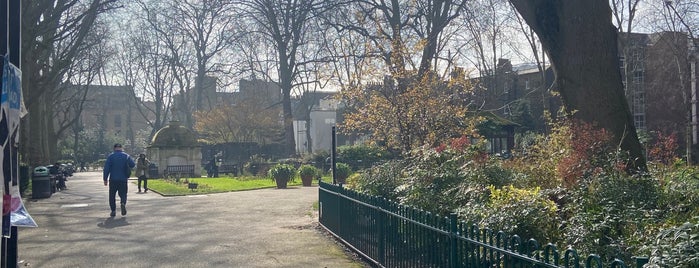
left=17, top=171, right=366, bottom=268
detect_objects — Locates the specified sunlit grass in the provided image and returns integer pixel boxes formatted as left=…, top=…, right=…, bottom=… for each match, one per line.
left=143, top=175, right=316, bottom=196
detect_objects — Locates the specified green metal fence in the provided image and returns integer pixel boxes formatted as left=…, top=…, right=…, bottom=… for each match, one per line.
left=318, top=181, right=649, bottom=268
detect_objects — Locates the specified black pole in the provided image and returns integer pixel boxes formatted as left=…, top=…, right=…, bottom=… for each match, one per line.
left=3, top=1, right=20, bottom=267
left=331, top=126, right=337, bottom=185
left=0, top=0, right=6, bottom=54
left=0, top=1, right=6, bottom=265
left=8, top=0, right=18, bottom=65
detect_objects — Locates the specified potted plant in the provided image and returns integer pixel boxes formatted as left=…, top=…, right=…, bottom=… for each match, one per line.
left=184, top=178, right=198, bottom=191
left=268, top=163, right=296, bottom=189
left=188, top=182, right=198, bottom=191
left=333, top=162, right=352, bottom=184
left=298, top=165, right=319, bottom=187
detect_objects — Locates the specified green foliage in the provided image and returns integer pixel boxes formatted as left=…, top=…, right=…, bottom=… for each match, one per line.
left=268, top=163, right=296, bottom=183
left=344, top=117, right=699, bottom=264
left=479, top=186, right=560, bottom=243
left=347, top=160, right=405, bottom=201
left=564, top=171, right=661, bottom=263
left=58, top=126, right=125, bottom=164
left=509, top=99, right=536, bottom=132
left=303, top=150, right=329, bottom=171
left=298, top=164, right=319, bottom=179
left=333, top=162, right=352, bottom=182
left=645, top=219, right=699, bottom=268
left=399, top=136, right=507, bottom=215
left=656, top=166, right=699, bottom=224
left=337, top=144, right=395, bottom=170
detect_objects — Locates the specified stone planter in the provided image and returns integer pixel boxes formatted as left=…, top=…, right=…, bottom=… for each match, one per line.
left=274, top=178, right=288, bottom=189
left=301, top=175, right=313, bottom=187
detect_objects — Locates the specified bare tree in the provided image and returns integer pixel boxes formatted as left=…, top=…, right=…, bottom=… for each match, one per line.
left=110, top=1, right=190, bottom=141
left=458, top=0, right=513, bottom=79
left=238, top=0, right=331, bottom=156
left=55, top=21, right=113, bottom=164
left=509, top=3, right=552, bottom=133
left=161, top=0, right=240, bottom=128
left=21, top=0, right=119, bottom=165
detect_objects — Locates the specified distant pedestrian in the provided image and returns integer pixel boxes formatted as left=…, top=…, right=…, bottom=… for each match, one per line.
left=205, top=158, right=214, bottom=177
left=103, top=143, right=135, bottom=217
left=135, top=153, right=150, bottom=193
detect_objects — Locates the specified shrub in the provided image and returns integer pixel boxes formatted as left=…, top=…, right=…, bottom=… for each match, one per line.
left=268, top=163, right=296, bottom=183
left=333, top=162, right=352, bottom=183
left=398, top=136, right=501, bottom=215
left=337, top=144, right=395, bottom=170
left=478, top=186, right=560, bottom=243
left=648, top=132, right=679, bottom=165
left=661, top=168, right=699, bottom=221
left=347, top=160, right=405, bottom=201
left=298, top=164, right=319, bottom=179
left=303, top=150, right=330, bottom=171
left=563, top=171, right=661, bottom=263
left=645, top=219, right=699, bottom=268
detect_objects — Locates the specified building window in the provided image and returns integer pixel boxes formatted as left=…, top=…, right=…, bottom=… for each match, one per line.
left=114, top=115, right=122, bottom=128
left=632, top=49, right=644, bottom=70
left=634, top=114, right=645, bottom=130
left=619, top=56, right=625, bottom=69
left=633, top=70, right=643, bottom=84
left=631, top=91, right=644, bottom=113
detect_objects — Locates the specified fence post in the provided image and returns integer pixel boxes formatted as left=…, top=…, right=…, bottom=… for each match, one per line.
left=377, top=197, right=385, bottom=265
left=450, top=213, right=459, bottom=268
left=331, top=126, right=337, bottom=185
left=336, top=184, right=342, bottom=238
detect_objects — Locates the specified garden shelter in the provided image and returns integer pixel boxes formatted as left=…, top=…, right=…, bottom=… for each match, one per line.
left=147, top=120, right=202, bottom=178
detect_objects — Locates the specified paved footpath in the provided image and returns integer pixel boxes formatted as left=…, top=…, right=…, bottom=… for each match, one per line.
left=17, top=171, right=367, bottom=268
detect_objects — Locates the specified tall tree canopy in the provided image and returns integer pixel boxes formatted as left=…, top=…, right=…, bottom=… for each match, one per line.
left=330, top=0, right=472, bottom=153
left=238, top=0, right=329, bottom=156
left=22, top=0, right=119, bottom=165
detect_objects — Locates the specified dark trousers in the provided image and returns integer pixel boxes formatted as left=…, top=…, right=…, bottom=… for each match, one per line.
left=108, top=181, right=128, bottom=212
left=138, top=175, right=148, bottom=191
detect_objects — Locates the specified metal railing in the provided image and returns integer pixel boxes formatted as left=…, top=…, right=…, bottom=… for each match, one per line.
left=318, top=181, right=649, bottom=268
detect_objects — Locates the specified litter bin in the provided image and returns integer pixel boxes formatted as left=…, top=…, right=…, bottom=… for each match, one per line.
left=32, top=166, right=52, bottom=199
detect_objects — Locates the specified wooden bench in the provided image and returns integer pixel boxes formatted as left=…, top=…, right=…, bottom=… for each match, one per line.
left=218, top=164, right=238, bottom=175
left=164, top=165, right=195, bottom=178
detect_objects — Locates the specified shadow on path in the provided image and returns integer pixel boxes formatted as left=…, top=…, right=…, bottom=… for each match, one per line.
left=97, top=217, right=130, bottom=229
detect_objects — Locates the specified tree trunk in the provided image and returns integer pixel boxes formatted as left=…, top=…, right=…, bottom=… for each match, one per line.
left=510, top=0, right=647, bottom=171
left=21, top=96, right=51, bottom=166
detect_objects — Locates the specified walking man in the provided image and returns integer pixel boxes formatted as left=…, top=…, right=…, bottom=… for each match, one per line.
left=103, top=143, right=135, bottom=217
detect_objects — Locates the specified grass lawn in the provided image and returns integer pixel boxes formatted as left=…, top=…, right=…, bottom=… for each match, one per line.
left=143, top=176, right=318, bottom=196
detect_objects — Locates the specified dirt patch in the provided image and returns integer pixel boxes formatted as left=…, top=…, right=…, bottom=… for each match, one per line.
left=312, top=222, right=375, bottom=268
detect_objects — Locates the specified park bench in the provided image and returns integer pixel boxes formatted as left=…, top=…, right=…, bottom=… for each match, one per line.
left=218, top=164, right=238, bottom=175
left=164, top=165, right=195, bottom=178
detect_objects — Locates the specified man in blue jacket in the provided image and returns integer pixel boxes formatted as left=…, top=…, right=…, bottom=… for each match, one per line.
left=103, top=143, right=136, bottom=217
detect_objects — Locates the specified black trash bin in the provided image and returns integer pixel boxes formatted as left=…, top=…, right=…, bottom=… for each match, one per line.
left=32, top=166, right=52, bottom=199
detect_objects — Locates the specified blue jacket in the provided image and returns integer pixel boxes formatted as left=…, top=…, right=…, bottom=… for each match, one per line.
left=103, top=150, right=136, bottom=182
